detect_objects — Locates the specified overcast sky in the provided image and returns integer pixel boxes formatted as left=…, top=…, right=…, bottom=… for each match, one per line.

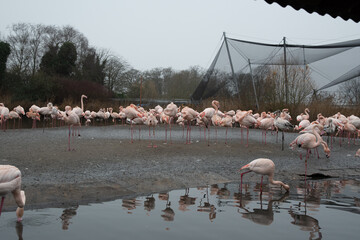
left=1, top=0, right=359, bottom=72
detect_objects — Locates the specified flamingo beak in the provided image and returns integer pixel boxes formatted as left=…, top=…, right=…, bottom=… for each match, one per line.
left=239, top=164, right=250, bottom=171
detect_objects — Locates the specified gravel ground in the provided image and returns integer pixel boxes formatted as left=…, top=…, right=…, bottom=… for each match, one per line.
left=1, top=123, right=360, bottom=210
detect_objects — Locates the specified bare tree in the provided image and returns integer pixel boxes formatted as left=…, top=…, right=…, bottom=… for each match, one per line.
left=260, top=64, right=314, bottom=108
left=339, top=77, right=360, bottom=105
left=104, top=55, right=130, bottom=92
left=7, top=23, right=31, bottom=77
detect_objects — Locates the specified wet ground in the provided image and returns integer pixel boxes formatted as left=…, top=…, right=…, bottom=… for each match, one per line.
left=1, top=180, right=359, bottom=239
left=1, top=122, right=360, bottom=213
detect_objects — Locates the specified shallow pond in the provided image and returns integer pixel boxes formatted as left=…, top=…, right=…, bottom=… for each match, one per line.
left=1, top=179, right=360, bottom=239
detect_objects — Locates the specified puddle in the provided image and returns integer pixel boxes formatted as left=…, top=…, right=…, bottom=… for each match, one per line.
left=1, top=179, right=360, bottom=239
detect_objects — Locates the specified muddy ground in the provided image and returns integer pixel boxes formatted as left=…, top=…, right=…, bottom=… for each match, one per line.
left=1, top=123, right=360, bottom=211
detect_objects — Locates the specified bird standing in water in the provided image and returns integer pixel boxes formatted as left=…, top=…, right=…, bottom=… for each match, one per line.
left=0, top=165, right=26, bottom=222
left=239, top=158, right=289, bottom=193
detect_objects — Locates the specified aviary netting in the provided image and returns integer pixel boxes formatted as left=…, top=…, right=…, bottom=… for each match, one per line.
left=191, top=33, right=360, bottom=108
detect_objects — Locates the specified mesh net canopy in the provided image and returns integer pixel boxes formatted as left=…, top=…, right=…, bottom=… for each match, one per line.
left=191, top=33, right=360, bottom=103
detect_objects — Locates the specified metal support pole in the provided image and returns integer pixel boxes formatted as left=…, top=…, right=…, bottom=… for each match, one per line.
left=283, top=37, right=288, bottom=105
left=223, top=32, right=239, bottom=98
left=140, top=76, right=143, bottom=106
left=248, top=60, right=259, bottom=110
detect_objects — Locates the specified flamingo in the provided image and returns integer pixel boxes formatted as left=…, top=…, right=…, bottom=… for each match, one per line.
left=256, top=115, right=275, bottom=144
left=123, top=104, right=143, bottom=143
left=211, top=100, right=222, bottom=144
left=0, top=165, right=26, bottom=222
left=198, top=100, right=218, bottom=142
left=236, top=110, right=255, bottom=146
left=59, top=110, right=81, bottom=151
left=294, top=119, right=311, bottom=131
left=144, top=112, right=158, bottom=147
left=290, top=124, right=330, bottom=184
left=220, top=113, right=233, bottom=144
left=274, top=110, right=294, bottom=150
left=163, top=102, right=178, bottom=144
left=0, top=105, right=9, bottom=131
left=239, top=158, right=290, bottom=193
left=72, top=94, right=87, bottom=119
left=337, top=119, right=360, bottom=145
left=8, top=110, right=21, bottom=129
left=181, top=106, right=199, bottom=144
left=13, top=105, right=25, bottom=128
left=296, top=108, right=310, bottom=122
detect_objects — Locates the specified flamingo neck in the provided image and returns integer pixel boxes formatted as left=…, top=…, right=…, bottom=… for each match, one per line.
left=269, top=176, right=290, bottom=191
left=312, top=128, right=323, bottom=148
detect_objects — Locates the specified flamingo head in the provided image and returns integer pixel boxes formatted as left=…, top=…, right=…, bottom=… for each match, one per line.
left=238, top=163, right=250, bottom=172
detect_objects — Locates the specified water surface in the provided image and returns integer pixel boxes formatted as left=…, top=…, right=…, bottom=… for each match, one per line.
left=1, top=179, right=359, bottom=239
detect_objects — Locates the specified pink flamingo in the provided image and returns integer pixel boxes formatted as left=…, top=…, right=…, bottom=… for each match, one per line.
left=256, top=115, right=275, bottom=144
left=26, top=110, right=40, bottom=128
left=0, top=105, right=9, bottom=131
left=163, top=102, right=178, bottom=144
left=0, top=165, right=26, bottom=222
left=236, top=110, right=255, bottom=146
left=198, top=100, right=218, bottom=142
left=338, top=119, right=360, bottom=145
left=211, top=100, right=222, bottom=144
left=181, top=106, right=199, bottom=144
left=220, top=112, right=233, bottom=145
left=144, top=113, right=158, bottom=148
left=239, top=158, right=290, bottom=193
left=9, top=110, right=21, bottom=129
left=123, top=104, right=143, bottom=143
left=72, top=94, right=87, bottom=119
left=13, top=105, right=25, bottom=128
left=59, top=110, right=81, bottom=151
left=290, top=124, right=330, bottom=185
left=296, top=108, right=310, bottom=122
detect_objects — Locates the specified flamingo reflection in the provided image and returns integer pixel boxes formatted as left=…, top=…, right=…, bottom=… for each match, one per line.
left=60, top=205, right=78, bottom=230
left=239, top=192, right=289, bottom=226
left=179, top=188, right=196, bottom=212
left=197, top=187, right=216, bottom=222
left=161, top=201, right=175, bottom=221
left=122, top=198, right=141, bottom=213
left=16, top=221, right=23, bottom=240
left=144, top=195, right=155, bottom=212
left=289, top=207, right=322, bottom=239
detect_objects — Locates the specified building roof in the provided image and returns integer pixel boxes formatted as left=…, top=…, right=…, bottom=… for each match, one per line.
left=264, top=0, right=360, bottom=23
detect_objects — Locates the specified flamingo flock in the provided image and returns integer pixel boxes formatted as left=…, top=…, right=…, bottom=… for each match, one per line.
left=1, top=98, right=360, bottom=152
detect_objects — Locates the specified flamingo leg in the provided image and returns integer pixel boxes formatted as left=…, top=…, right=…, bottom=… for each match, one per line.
left=260, top=176, right=263, bottom=194
left=68, top=125, right=71, bottom=151
left=169, top=119, right=172, bottom=144
left=241, top=127, right=243, bottom=145
left=281, top=131, right=285, bottom=151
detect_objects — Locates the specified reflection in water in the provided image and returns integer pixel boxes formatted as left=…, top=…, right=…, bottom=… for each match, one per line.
left=15, top=221, right=23, bottom=240
left=161, top=201, right=175, bottom=222
left=60, top=205, right=78, bottom=230
left=144, top=195, right=155, bottom=212
left=239, top=192, right=289, bottom=226
left=197, top=187, right=216, bottom=222
left=289, top=208, right=322, bottom=239
left=122, top=198, right=141, bottom=213
left=178, top=188, right=196, bottom=212
left=3, top=179, right=359, bottom=240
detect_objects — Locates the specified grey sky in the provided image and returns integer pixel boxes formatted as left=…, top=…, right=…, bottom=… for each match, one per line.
left=1, top=0, right=359, bottom=72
